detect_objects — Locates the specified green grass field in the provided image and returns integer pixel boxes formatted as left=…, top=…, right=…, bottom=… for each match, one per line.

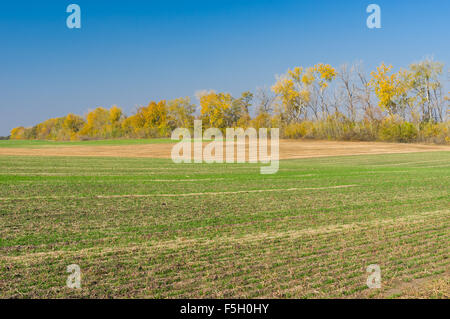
left=0, top=152, right=448, bottom=298
left=0, top=139, right=177, bottom=148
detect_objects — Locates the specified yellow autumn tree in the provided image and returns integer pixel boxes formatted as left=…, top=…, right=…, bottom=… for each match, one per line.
left=122, top=101, right=168, bottom=137
left=272, top=66, right=314, bottom=122
left=121, top=114, right=141, bottom=137
left=314, top=63, right=337, bottom=85
left=231, top=91, right=253, bottom=128
left=34, top=117, right=66, bottom=140
left=369, top=63, right=410, bottom=116
left=167, top=97, right=196, bottom=130
left=10, top=126, right=26, bottom=140
left=78, top=107, right=110, bottom=139
left=200, top=91, right=233, bottom=129
left=310, top=63, right=337, bottom=118
left=108, top=106, right=124, bottom=138
left=63, top=114, right=85, bottom=140
left=144, top=101, right=169, bottom=136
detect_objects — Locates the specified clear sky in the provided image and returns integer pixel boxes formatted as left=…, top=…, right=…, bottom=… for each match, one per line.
left=0, top=0, right=449, bottom=135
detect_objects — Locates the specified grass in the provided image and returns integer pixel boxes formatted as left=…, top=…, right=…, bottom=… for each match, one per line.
left=0, top=139, right=178, bottom=148
left=0, top=151, right=448, bottom=298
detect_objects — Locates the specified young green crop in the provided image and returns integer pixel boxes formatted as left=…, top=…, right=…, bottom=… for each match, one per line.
left=0, top=152, right=448, bottom=298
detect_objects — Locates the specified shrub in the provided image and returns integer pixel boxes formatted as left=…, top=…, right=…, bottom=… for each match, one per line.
left=418, top=122, right=450, bottom=144
left=379, top=117, right=418, bottom=142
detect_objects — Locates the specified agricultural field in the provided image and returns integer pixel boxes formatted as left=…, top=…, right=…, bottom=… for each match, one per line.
left=0, top=139, right=177, bottom=148
left=0, top=142, right=448, bottom=299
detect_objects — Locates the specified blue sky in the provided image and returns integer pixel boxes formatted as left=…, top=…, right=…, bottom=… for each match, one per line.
left=0, top=0, right=449, bottom=135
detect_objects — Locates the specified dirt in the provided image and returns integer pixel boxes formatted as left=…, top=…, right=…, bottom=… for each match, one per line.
left=382, top=272, right=450, bottom=299
left=0, top=140, right=448, bottom=159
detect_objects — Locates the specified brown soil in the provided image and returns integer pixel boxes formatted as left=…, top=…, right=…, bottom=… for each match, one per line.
left=0, top=140, right=448, bottom=159
left=383, top=273, right=449, bottom=299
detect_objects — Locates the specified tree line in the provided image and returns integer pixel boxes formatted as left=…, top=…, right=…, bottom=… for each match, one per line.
left=11, top=58, right=449, bottom=144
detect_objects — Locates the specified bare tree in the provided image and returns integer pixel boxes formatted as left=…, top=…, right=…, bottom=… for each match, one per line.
left=338, top=64, right=358, bottom=121
left=354, top=62, right=377, bottom=122
left=255, top=87, right=276, bottom=115
left=309, top=83, right=331, bottom=120
left=409, top=58, right=444, bottom=122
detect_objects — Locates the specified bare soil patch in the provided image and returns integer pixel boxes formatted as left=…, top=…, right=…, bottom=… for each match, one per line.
left=382, top=272, right=449, bottom=299
left=0, top=140, right=448, bottom=159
